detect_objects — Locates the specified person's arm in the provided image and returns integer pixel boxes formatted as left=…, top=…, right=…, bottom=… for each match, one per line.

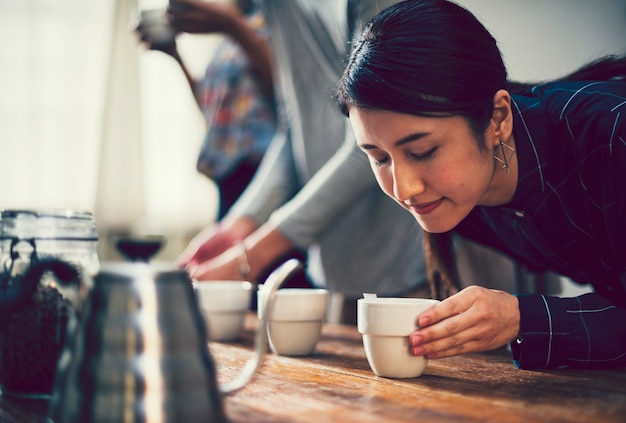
left=168, top=49, right=202, bottom=110
left=512, top=293, right=626, bottom=369
left=250, top=0, right=402, bottom=247
left=219, top=132, right=379, bottom=282
left=184, top=0, right=402, bottom=280
left=180, top=122, right=299, bottom=281
left=168, top=0, right=274, bottom=97
left=227, top=124, right=300, bottom=225
left=133, top=13, right=202, bottom=109
left=410, top=286, right=626, bottom=370
left=268, top=129, right=376, bottom=247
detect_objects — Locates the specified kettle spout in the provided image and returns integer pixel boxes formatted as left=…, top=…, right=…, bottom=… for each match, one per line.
left=219, top=258, right=303, bottom=395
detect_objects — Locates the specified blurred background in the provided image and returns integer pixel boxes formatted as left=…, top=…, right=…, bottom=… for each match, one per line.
left=1, top=0, right=625, bottom=268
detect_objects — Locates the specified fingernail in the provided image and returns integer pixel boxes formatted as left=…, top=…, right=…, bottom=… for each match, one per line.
left=411, top=346, right=425, bottom=356
left=419, top=316, right=431, bottom=327
left=410, top=334, right=423, bottom=347
left=187, top=265, right=198, bottom=277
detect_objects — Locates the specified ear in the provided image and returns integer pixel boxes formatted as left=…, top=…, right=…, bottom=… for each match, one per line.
left=488, top=89, right=513, bottom=148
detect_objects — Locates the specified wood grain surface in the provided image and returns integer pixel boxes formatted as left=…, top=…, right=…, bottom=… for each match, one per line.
left=1, top=313, right=625, bottom=423
left=215, top=315, right=626, bottom=423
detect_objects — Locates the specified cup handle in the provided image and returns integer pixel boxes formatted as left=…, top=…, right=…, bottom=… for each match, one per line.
left=219, top=258, right=303, bottom=395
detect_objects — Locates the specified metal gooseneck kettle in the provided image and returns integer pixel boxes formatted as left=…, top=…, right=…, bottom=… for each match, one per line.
left=40, top=236, right=302, bottom=422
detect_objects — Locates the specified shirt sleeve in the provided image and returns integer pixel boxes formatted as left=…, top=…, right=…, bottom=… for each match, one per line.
left=511, top=293, right=626, bottom=369
left=228, top=0, right=401, bottom=244
left=268, top=128, right=376, bottom=247
left=227, top=127, right=300, bottom=224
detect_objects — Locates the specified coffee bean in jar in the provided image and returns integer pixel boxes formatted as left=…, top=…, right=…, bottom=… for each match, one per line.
left=0, top=276, right=73, bottom=395
left=0, top=209, right=99, bottom=398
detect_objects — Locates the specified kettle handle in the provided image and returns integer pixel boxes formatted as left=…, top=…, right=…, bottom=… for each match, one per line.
left=219, top=258, right=303, bottom=395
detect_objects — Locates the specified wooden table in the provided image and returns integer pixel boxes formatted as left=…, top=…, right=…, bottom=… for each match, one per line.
left=213, top=316, right=626, bottom=423
left=2, top=314, right=626, bottom=422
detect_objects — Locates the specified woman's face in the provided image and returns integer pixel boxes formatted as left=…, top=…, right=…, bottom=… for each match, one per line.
left=349, top=108, right=498, bottom=233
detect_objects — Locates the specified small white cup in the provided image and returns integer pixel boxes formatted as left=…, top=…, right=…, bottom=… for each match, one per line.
left=258, top=288, right=329, bottom=356
left=137, top=9, right=175, bottom=48
left=357, top=297, right=440, bottom=378
left=194, top=281, right=254, bottom=342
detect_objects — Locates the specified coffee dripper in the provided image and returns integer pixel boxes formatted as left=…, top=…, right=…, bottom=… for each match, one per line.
left=46, top=238, right=302, bottom=422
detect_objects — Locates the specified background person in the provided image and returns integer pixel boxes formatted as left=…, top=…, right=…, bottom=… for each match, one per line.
left=137, top=0, right=310, bottom=288
left=176, top=0, right=430, bottom=324
left=136, top=0, right=275, bottom=219
left=336, top=0, right=626, bottom=367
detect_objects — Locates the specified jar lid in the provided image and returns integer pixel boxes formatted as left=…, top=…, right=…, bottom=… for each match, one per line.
left=1, top=209, right=94, bottom=220
left=0, top=208, right=98, bottom=241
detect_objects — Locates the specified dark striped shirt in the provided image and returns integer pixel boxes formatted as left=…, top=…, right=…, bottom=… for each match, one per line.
left=456, top=80, right=626, bottom=369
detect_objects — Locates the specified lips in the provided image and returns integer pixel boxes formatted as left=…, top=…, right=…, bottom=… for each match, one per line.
left=407, top=198, right=443, bottom=215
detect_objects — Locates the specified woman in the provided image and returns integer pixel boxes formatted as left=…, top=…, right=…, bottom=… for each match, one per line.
left=336, top=0, right=626, bottom=369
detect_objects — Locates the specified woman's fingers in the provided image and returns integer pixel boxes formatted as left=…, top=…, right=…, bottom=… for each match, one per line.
left=410, top=286, right=520, bottom=358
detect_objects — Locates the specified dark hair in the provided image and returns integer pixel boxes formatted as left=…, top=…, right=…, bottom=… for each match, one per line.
left=336, top=0, right=507, bottom=138
left=337, top=0, right=626, bottom=135
left=335, top=0, right=626, bottom=300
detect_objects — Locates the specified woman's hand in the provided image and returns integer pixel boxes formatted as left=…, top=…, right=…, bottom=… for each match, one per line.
left=409, top=286, right=520, bottom=359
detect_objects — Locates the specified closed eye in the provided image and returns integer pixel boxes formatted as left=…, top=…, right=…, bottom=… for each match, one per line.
left=371, top=156, right=389, bottom=167
left=411, top=147, right=436, bottom=161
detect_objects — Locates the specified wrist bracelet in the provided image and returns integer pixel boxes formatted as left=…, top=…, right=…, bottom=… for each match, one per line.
left=236, top=242, right=251, bottom=280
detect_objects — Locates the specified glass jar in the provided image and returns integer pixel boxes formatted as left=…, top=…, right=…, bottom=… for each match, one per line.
left=0, top=209, right=99, bottom=397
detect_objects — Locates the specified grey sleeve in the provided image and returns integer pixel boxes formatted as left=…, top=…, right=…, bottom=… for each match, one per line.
left=265, top=0, right=401, bottom=246
left=268, top=125, right=376, bottom=247
left=229, top=0, right=401, bottom=244
left=226, top=128, right=300, bottom=224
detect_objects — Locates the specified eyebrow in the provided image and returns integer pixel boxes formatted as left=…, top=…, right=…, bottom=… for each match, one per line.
left=359, top=132, right=430, bottom=150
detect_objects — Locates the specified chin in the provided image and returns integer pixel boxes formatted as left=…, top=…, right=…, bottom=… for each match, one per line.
left=413, top=215, right=456, bottom=234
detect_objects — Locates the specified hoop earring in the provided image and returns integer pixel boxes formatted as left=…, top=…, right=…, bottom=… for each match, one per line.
left=494, top=139, right=515, bottom=175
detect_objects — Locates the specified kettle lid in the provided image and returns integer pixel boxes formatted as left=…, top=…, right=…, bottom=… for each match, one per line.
left=96, top=261, right=189, bottom=281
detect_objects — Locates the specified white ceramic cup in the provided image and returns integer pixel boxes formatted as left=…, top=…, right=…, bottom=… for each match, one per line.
left=138, top=9, right=175, bottom=48
left=258, top=288, right=329, bottom=356
left=357, top=297, right=440, bottom=378
left=194, top=281, right=254, bottom=342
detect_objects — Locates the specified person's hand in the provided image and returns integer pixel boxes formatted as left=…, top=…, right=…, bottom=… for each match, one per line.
left=135, top=31, right=179, bottom=57
left=167, top=0, right=241, bottom=35
left=175, top=216, right=258, bottom=272
left=186, top=244, right=246, bottom=281
left=133, top=11, right=179, bottom=57
left=175, top=223, right=236, bottom=270
left=409, top=286, right=520, bottom=359
left=178, top=220, right=297, bottom=283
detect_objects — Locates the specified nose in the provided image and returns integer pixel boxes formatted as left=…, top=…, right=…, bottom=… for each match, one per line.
left=392, top=161, right=425, bottom=202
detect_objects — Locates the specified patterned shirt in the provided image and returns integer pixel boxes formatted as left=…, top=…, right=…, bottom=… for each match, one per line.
left=455, top=80, right=626, bottom=369
left=196, top=10, right=275, bottom=180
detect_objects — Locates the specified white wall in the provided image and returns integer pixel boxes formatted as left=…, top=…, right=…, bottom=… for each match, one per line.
left=458, top=0, right=626, bottom=81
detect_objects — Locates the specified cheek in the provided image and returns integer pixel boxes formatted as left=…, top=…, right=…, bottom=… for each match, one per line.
left=442, top=153, right=490, bottom=199
left=439, top=167, right=472, bottom=197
